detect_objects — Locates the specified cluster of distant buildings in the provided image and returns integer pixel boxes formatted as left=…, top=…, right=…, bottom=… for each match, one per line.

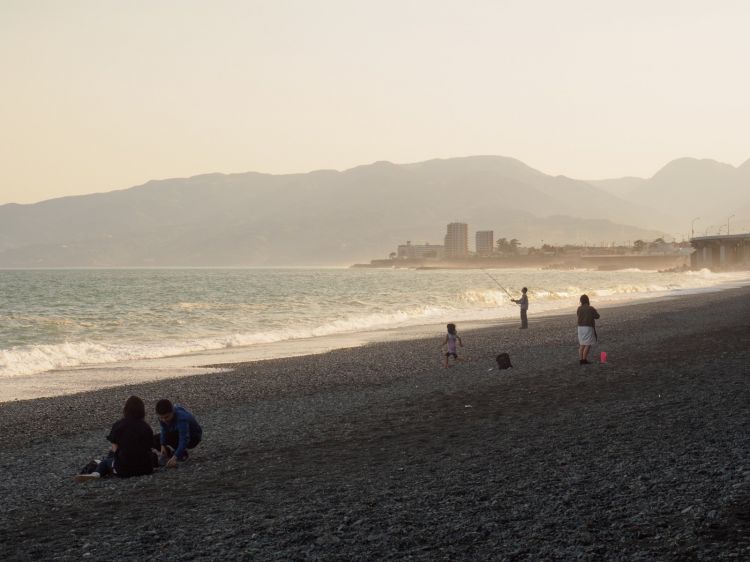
left=397, top=222, right=503, bottom=260
left=369, top=222, right=750, bottom=272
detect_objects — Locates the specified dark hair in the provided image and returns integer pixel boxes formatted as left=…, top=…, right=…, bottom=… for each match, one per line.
left=447, top=323, right=457, bottom=335
left=580, top=294, right=590, bottom=305
left=123, top=395, right=146, bottom=419
left=521, top=287, right=527, bottom=292
left=155, top=399, right=174, bottom=415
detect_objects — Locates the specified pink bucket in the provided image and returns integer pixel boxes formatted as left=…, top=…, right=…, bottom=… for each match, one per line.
left=600, top=351, right=607, bottom=364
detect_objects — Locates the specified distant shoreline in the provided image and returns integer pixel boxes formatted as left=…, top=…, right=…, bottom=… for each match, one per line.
left=352, top=253, right=690, bottom=271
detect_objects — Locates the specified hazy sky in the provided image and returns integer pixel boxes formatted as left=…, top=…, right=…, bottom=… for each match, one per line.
left=1, top=0, right=749, bottom=205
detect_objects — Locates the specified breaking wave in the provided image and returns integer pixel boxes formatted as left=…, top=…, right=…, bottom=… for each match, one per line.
left=1, top=267, right=748, bottom=379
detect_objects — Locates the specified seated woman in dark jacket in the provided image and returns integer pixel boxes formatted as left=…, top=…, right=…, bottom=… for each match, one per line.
left=75, top=395, right=157, bottom=482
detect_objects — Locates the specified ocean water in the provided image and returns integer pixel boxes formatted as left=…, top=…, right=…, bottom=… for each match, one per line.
left=1, top=267, right=749, bottom=385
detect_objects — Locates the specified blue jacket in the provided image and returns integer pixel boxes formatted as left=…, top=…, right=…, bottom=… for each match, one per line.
left=159, top=405, right=202, bottom=459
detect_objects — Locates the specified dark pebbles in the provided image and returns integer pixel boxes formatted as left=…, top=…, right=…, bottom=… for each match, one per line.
left=1, top=287, right=750, bottom=560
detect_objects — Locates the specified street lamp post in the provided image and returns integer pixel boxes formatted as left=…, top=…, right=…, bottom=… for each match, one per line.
left=727, top=214, right=735, bottom=235
left=690, top=217, right=700, bottom=239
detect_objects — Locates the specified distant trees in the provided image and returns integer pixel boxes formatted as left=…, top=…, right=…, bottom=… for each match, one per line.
left=633, top=240, right=647, bottom=252
left=496, top=238, right=520, bottom=255
left=633, top=238, right=673, bottom=253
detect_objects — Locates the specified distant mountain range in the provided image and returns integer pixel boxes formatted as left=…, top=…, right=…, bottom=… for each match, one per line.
left=589, top=157, right=750, bottom=236
left=0, top=155, right=747, bottom=266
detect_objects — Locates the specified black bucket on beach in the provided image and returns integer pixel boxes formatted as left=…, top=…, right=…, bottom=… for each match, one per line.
left=496, top=353, right=513, bottom=370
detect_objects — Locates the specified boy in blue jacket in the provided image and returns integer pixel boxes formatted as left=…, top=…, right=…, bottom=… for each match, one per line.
left=155, top=399, right=203, bottom=468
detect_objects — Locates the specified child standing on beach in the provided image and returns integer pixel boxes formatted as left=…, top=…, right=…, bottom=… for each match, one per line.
left=441, top=323, right=464, bottom=368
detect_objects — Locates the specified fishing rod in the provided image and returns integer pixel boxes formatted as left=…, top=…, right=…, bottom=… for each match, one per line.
left=482, top=270, right=557, bottom=300
left=481, top=269, right=515, bottom=299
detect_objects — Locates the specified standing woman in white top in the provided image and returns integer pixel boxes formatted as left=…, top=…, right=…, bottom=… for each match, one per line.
left=576, top=294, right=600, bottom=365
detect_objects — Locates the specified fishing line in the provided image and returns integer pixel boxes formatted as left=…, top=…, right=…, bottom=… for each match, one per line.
left=481, top=269, right=514, bottom=299
left=481, top=270, right=558, bottom=300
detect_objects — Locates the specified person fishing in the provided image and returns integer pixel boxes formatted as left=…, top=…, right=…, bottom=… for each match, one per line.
left=481, top=270, right=528, bottom=329
left=511, top=287, right=529, bottom=329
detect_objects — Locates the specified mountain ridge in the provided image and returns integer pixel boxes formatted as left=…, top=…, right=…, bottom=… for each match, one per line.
left=0, top=154, right=747, bottom=266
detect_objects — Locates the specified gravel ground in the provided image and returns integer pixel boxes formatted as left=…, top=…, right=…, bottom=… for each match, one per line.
left=1, top=287, right=750, bottom=560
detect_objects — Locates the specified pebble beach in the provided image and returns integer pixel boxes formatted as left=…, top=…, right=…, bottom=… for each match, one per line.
left=1, top=286, right=750, bottom=560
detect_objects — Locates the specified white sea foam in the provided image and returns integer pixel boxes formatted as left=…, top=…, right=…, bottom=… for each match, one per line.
left=0, top=303, right=462, bottom=377
left=1, top=268, right=749, bottom=379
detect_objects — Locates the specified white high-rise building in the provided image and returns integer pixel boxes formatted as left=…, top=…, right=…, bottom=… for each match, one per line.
left=476, top=230, right=495, bottom=257
left=444, top=222, right=469, bottom=258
